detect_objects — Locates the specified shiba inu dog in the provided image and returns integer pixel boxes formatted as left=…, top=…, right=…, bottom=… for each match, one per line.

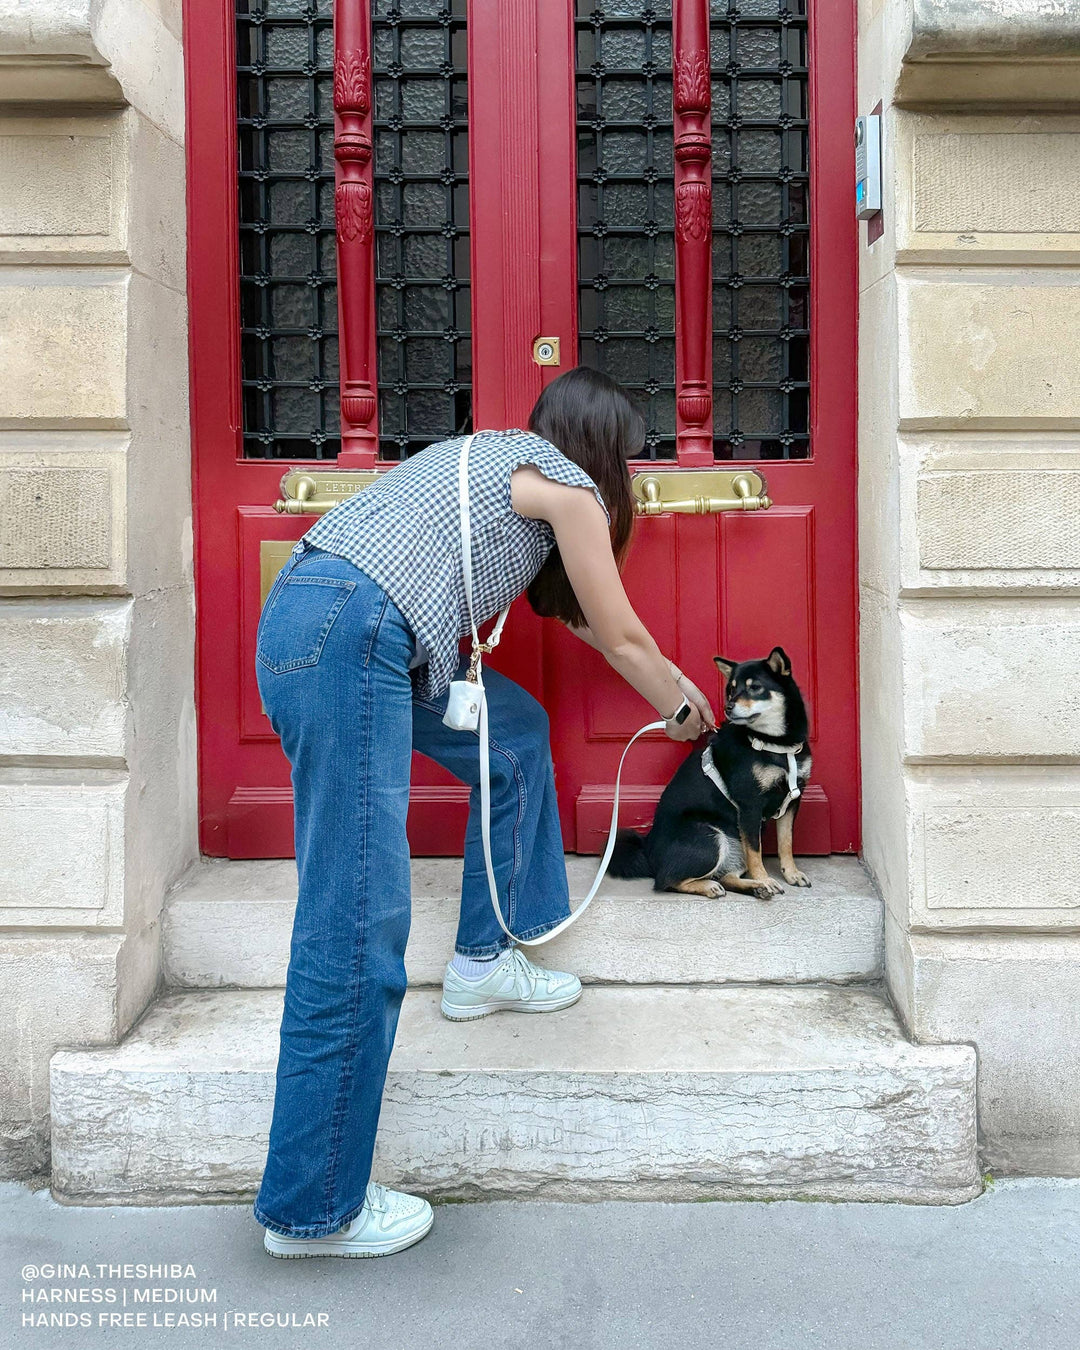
left=610, top=648, right=812, bottom=900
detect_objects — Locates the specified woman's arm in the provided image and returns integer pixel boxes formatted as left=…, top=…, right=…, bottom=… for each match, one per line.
left=565, top=622, right=717, bottom=730
left=511, top=466, right=703, bottom=739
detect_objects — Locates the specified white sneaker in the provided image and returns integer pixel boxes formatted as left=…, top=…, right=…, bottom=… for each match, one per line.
left=263, top=1183, right=433, bottom=1259
left=441, top=946, right=582, bottom=1022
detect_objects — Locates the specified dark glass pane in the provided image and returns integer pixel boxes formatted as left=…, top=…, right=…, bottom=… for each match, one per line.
left=711, top=0, right=810, bottom=459
left=237, top=0, right=339, bottom=459
left=575, top=0, right=677, bottom=459
left=371, top=1, right=472, bottom=458
left=235, top=0, right=471, bottom=459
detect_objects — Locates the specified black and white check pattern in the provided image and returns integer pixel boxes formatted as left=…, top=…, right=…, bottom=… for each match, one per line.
left=304, top=428, right=610, bottom=700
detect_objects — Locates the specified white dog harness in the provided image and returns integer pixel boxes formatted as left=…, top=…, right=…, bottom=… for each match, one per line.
left=700, top=737, right=804, bottom=820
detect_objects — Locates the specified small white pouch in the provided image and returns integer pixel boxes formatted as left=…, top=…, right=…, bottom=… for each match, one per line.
left=443, top=670, right=484, bottom=732
left=442, top=432, right=509, bottom=734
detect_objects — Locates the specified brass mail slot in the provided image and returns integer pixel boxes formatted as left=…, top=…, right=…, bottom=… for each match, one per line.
left=275, top=466, right=771, bottom=517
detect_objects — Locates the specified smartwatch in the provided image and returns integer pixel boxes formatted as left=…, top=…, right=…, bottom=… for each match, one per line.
left=665, top=696, right=693, bottom=726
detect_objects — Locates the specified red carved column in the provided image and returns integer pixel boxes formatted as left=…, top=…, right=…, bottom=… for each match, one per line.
left=672, top=0, right=713, bottom=466
left=333, top=0, right=378, bottom=467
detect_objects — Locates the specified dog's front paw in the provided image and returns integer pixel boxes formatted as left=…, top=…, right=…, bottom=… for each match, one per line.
left=702, top=879, right=725, bottom=899
left=781, top=866, right=811, bottom=887
left=752, top=878, right=785, bottom=900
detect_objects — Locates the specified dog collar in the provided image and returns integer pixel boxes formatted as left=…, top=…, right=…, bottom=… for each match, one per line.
left=748, top=735, right=804, bottom=755
left=700, top=745, right=804, bottom=820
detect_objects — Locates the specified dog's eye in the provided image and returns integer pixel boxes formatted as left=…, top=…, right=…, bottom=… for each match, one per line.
left=747, top=681, right=763, bottom=696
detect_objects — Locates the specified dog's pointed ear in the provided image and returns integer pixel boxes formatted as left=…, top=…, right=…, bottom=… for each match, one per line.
left=767, top=646, right=792, bottom=677
left=713, top=656, right=736, bottom=681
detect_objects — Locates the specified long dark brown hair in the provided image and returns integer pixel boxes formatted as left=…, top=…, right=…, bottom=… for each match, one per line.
left=525, top=366, right=643, bottom=626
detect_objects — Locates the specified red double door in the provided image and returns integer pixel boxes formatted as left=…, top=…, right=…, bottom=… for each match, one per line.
left=188, top=0, right=858, bottom=859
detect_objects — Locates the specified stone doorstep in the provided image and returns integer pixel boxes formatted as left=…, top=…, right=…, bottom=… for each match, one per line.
left=163, top=855, right=883, bottom=989
left=49, top=985, right=980, bottom=1207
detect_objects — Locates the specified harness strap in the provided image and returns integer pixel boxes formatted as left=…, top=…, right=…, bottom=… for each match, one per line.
left=700, top=742, right=803, bottom=820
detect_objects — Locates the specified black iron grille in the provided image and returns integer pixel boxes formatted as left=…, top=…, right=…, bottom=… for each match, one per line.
left=235, top=0, right=469, bottom=461
left=236, top=0, right=339, bottom=460
left=372, top=0, right=471, bottom=459
left=711, top=0, right=810, bottom=460
left=237, top=0, right=808, bottom=462
left=575, top=2, right=677, bottom=460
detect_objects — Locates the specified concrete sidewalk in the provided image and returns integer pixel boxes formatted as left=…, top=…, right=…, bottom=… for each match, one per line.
left=3, top=1178, right=1078, bottom=1350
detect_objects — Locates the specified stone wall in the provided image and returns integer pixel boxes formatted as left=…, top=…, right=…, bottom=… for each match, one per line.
left=0, top=0, right=196, bottom=1176
left=859, top=0, right=1080, bottom=1171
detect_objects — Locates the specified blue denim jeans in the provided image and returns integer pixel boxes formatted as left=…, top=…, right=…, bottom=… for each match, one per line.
left=251, top=542, right=571, bottom=1237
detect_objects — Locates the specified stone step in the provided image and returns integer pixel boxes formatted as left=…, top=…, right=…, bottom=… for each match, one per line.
left=49, top=985, right=979, bottom=1206
left=163, top=855, right=883, bottom=989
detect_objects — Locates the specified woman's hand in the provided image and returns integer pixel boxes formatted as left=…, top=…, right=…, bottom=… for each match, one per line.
left=669, top=664, right=717, bottom=732
left=663, top=701, right=704, bottom=742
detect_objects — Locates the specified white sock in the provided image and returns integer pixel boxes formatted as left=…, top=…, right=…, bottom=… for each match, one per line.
left=450, top=950, right=508, bottom=981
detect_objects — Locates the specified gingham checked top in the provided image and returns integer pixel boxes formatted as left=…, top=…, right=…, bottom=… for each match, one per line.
left=303, top=428, right=610, bottom=700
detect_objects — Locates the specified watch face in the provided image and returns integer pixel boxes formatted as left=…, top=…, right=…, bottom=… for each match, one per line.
left=674, top=701, right=691, bottom=724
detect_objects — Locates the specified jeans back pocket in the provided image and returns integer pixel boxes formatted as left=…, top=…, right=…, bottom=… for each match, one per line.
left=256, top=575, right=356, bottom=674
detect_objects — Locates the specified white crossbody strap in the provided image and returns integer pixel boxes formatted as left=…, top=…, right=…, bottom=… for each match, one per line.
left=458, top=433, right=509, bottom=658
left=457, top=431, right=662, bottom=947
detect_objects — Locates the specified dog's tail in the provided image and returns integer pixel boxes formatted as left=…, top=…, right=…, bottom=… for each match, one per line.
left=608, top=828, right=654, bottom=879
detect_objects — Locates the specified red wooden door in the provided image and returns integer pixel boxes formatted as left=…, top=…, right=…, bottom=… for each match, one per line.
left=187, top=0, right=857, bottom=859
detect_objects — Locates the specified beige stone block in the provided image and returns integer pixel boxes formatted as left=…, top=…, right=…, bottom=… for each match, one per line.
left=0, top=777, right=127, bottom=927
left=899, top=434, right=1080, bottom=594
left=124, top=271, right=190, bottom=594
left=0, top=114, right=125, bottom=264
left=858, top=590, right=911, bottom=933
left=0, top=132, right=109, bottom=234
left=897, top=118, right=1080, bottom=264
left=0, top=1, right=184, bottom=140
left=899, top=275, right=1080, bottom=429
left=900, top=598, right=1080, bottom=760
left=906, top=764, right=1080, bottom=929
left=920, top=470, right=1080, bottom=570
left=904, top=930, right=1080, bottom=1174
left=0, top=434, right=127, bottom=592
left=858, top=273, right=901, bottom=597
left=0, top=272, right=127, bottom=427
left=91, top=0, right=185, bottom=143
left=0, top=468, right=110, bottom=566
left=0, top=931, right=123, bottom=1177
left=0, top=599, right=131, bottom=759
left=915, top=133, right=1080, bottom=235
left=897, top=2, right=1080, bottom=107
left=126, top=110, right=185, bottom=293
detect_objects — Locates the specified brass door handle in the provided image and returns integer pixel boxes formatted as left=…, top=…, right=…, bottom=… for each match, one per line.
left=274, top=469, right=379, bottom=514
left=273, top=467, right=772, bottom=516
left=633, top=470, right=772, bottom=515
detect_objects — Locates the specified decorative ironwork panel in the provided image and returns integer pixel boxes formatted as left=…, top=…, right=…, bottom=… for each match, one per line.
left=710, top=0, right=809, bottom=460
left=575, top=1, right=677, bottom=460
left=371, top=0, right=471, bottom=459
left=237, top=0, right=339, bottom=460
left=236, top=0, right=469, bottom=461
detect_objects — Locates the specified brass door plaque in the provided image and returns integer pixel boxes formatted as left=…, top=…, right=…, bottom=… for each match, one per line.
left=260, top=539, right=297, bottom=605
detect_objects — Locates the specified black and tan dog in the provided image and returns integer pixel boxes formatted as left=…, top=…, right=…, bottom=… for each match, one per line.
left=610, top=648, right=812, bottom=900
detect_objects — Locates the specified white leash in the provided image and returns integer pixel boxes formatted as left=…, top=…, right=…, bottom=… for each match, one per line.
left=480, top=704, right=664, bottom=946
left=449, top=432, right=664, bottom=947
